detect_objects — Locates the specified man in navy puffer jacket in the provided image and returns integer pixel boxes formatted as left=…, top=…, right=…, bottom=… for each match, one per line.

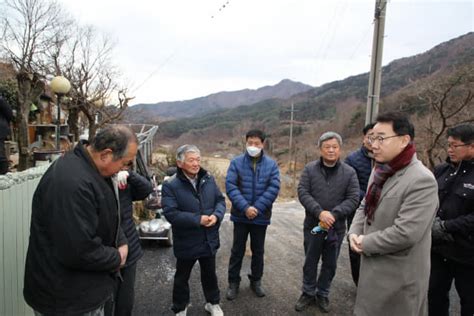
left=162, top=144, right=225, bottom=316
left=225, top=129, right=280, bottom=300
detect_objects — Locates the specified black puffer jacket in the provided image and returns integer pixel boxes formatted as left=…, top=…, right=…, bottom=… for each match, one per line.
left=432, top=159, right=474, bottom=266
left=24, top=142, right=127, bottom=315
left=118, top=171, right=153, bottom=267
left=162, top=167, right=225, bottom=259
left=298, top=159, right=360, bottom=233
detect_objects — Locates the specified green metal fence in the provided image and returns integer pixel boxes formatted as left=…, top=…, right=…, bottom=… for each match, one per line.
left=0, top=165, right=49, bottom=316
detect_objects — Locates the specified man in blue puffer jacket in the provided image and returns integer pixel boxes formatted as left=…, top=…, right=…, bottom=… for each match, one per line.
left=162, top=144, right=226, bottom=316
left=225, top=129, right=280, bottom=300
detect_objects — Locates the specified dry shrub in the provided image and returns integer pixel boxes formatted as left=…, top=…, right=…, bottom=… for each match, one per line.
left=133, top=201, right=155, bottom=224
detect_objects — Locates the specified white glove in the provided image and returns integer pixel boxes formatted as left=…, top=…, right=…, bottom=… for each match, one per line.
left=117, top=171, right=129, bottom=190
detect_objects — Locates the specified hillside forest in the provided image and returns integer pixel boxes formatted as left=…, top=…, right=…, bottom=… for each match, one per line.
left=122, top=32, right=473, bottom=183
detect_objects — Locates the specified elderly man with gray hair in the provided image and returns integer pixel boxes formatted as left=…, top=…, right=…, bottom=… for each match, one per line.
left=162, top=144, right=226, bottom=316
left=294, top=131, right=359, bottom=313
left=24, top=125, right=138, bottom=316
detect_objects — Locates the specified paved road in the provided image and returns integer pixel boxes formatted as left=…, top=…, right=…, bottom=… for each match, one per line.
left=133, top=201, right=460, bottom=315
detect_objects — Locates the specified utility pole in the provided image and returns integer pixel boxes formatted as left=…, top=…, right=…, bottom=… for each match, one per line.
left=292, top=143, right=298, bottom=196
left=365, top=0, right=387, bottom=125
left=287, top=102, right=298, bottom=173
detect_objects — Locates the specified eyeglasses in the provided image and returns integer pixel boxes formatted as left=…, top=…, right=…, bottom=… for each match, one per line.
left=448, top=143, right=470, bottom=149
left=368, top=135, right=401, bottom=145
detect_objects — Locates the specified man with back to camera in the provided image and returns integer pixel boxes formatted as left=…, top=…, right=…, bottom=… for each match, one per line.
left=344, top=123, right=375, bottom=285
left=162, top=144, right=225, bottom=316
left=348, top=111, right=438, bottom=316
left=428, top=123, right=474, bottom=316
left=295, top=131, right=359, bottom=313
left=24, top=125, right=138, bottom=316
left=225, top=129, right=280, bottom=300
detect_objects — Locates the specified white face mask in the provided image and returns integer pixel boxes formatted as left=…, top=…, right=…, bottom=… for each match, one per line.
left=246, top=146, right=262, bottom=157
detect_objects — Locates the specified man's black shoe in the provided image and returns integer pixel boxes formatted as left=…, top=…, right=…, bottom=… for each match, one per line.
left=316, top=294, right=330, bottom=313
left=250, top=280, right=266, bottom=297
left=226, top=283, right=239, bottom=301
left=295, top=293, right=314, bottom=312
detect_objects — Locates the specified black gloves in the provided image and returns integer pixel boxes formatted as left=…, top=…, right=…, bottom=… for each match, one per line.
left=432, top=217, right=454, bottom=243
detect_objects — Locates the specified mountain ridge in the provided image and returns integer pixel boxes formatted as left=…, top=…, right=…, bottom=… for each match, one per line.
left=154, top=32, right=473, bottom=141
left=126, top=79, right=313, bottom=120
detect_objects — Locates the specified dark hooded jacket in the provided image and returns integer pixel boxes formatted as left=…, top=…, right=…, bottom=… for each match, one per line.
left=24, top=142, right=127, bottom=315
left=162, top=167, right=225, bottom=259
left=432, top=159, right=474, bottom=266
left=118, top=171, right=153, bottom=267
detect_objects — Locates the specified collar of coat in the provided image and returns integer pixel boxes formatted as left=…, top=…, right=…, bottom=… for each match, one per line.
left=445, top=157, right=474, bottom=170
left=360, top=145, right=374, bottom=159
left=244, top=150, right=265, bottom=162
left=318, top=157, right=341, bottom=169
left=176, top=166, right=209, bottom=184
left=74, top=140, right=103, bottom=177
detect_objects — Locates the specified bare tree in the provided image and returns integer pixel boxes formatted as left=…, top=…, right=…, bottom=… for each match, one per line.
left=419, top=65, right=474, bottom=169
left=59, top=25, right=131, bottom=140
left=0, top=0, right=70, bottom=170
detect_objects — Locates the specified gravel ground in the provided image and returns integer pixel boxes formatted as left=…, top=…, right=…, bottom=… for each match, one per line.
left=133, top=200, right=460, bottom=315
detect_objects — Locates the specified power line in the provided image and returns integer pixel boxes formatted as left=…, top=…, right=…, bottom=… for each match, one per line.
left=319, top=0, right=349, bottom=63
left=132, top=50, right=180, bottom=94
left=312, top=0, right=348, bottom=85
left=131, top=1, right=233, bottom=97
left=211, top=1, right=231, bottom=19
left=343, top=23, right=373, bottom=72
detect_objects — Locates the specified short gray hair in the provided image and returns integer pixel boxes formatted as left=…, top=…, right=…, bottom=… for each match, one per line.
left=176, top=144, right=201, bottom=162
left=318, top=131, right=343, bottom=148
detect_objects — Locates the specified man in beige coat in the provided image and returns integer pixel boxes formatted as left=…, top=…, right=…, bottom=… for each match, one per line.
left=348, top=112, right=438, bottom=316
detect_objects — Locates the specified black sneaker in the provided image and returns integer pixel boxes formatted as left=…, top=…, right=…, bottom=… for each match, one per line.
left=316, top=294, right=330, bottom=313
left=295, top=293, right=314, bottom=312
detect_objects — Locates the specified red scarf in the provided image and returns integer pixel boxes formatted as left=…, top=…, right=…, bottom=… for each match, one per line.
left=364, top=142, right=416, bottom=220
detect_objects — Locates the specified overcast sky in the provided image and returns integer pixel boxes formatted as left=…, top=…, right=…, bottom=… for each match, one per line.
left=58, top=0, right=473, bottom=105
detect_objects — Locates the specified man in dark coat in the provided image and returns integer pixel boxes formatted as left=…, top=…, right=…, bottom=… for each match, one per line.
left=162, top=144, right=225, bottom=316
left=0, top=97, right=13, bottom=174
left=225, top=129, right=280, bottom=300
left=429, top=123, right=474, bottom=316
left=295, top=131, right=359, bottom=313
left=344, top=123, right=374, bottom=285
left=24, top=125, right=138, bottom=316
left=108, top=170, right=153, bottom=316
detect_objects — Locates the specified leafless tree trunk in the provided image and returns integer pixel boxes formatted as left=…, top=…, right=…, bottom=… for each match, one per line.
left=15, top=71, right=45, bottom=169
left=419, top=65, right=474, bottom=170
left=60, top=25, right=131, bottom=139
left=67, top=106, right=80, bottom=141
left=1, top=0, right=70, bottom=170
